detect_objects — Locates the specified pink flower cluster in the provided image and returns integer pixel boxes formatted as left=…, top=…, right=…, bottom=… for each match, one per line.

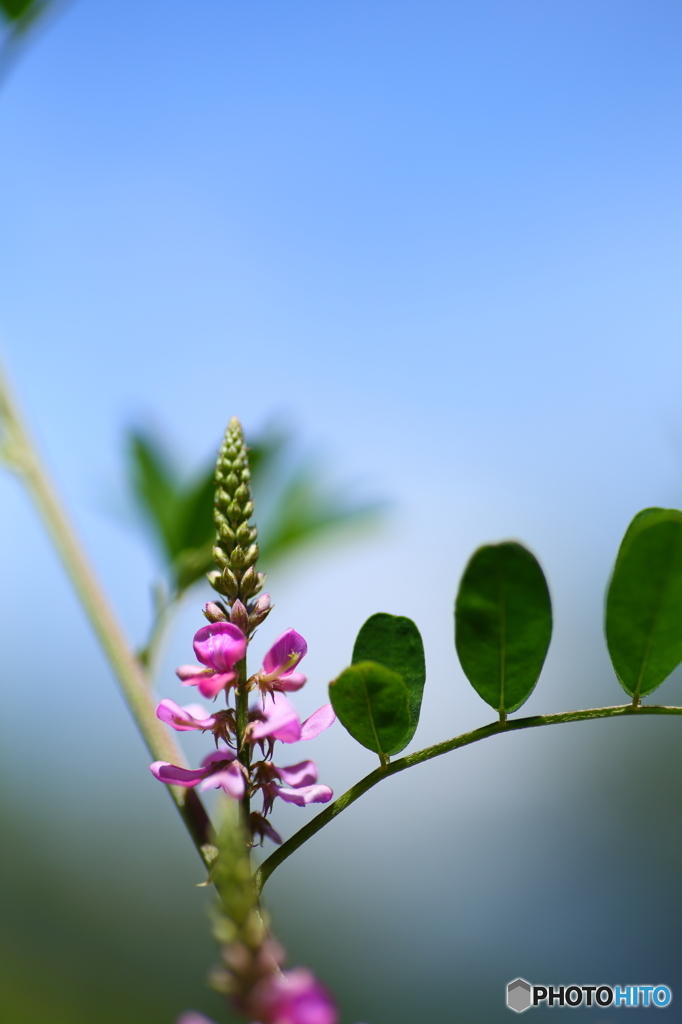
left=150, top=613, right=335, bottom=844
left=176, top=966, right=340, bottom=1024
left=177, top=964, right=373, bottom=1024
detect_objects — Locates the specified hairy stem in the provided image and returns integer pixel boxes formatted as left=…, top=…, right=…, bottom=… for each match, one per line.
left=254, top=701, right=682, bottom=893
left=0, top=363, right=214, bottom=865
left=235, top=656, right=251, bottom=826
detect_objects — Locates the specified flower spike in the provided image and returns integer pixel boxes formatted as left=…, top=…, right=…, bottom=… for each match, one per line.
left=210, top=417, right=261, bottom=602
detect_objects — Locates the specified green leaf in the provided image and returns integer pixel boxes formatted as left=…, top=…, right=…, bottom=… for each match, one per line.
left=124, top=421, right=386, bottom=597
left=0, top=0, right=45, bottom=27
left=1, top=0, right=36, bottom=19
left=257, top=467, right=383, bottom=567
left=605, top=508, right=682, bottom=702
left=351, top=613, right=425, bottom=750
left=329, top=661, right=411, bottom=762
left=455, top=541, right=552, bottom=716
left=126, top=430, right=185, bottom=559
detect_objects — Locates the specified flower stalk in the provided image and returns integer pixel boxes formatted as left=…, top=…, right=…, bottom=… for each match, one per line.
left=0, top=360, right=214, bottom=863
left=211, top=417, right=262, bottom=828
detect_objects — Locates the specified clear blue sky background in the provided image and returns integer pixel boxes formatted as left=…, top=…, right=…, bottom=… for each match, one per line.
left=1, top=3, right=681, bottom=1023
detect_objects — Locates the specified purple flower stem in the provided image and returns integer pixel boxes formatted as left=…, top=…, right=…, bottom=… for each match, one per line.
left=254, top=701, right=682, bottom=894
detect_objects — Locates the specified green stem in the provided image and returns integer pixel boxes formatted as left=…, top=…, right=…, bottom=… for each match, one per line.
left=254, top=701, right=682, bottom=894
left=137, top=584, right=175, bottom=677
left=0, top=362, right=214, bottom=866
left=235, top=656, right=251, bottom=825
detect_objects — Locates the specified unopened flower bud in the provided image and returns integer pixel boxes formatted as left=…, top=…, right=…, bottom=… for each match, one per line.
left=222, top=940, right=253, bottom=974
left=236, top=521, right=252, bottom=544
left=252, top=593, right=271, bottom=614
left=203, top=601, right=228, bottom=623
left=208, top=965, right=233, bottom=995
left=230, top=545, right=246, bottom=571
left=207, top=570, right=223, bottom=592
left=239, top=565, right=260, bottom=598
left=230, top=599, right=249, bottom=633
left=212, top=545, right=230, bottom=569
left=244, top=543, right=259, bottom=568
left=218, top=520, right=235, bottom=545
left=221, top=567, right=240, bottom=598
left=248, top=592, right=272, bottom=629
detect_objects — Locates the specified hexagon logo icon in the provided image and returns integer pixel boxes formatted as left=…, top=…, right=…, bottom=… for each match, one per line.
left=507, top=978, right=532, bottom=1013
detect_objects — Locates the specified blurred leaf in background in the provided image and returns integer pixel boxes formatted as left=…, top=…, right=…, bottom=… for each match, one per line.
left=0, top=0, right=52, bottom=84
left=126, top=421, right=386, bottom=601
left=0, top=0, right=43, bottom=24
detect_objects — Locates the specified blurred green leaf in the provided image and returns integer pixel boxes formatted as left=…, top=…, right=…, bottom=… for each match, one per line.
left=125, top=424, right=383, bottom=598
left=352, top=612, right=425, bottom=750
left=0, top=0, right=45, bottom=27
left=1, top=0, right=36, bottom=19
left=329, top=661, right=411, bottom=761
left=605, top=507, right=682, bottom=702
left=256, top=468, right=382, bottom=565
left=128, top=430, right=186, bottom=560
left=455, top=541, right=552, bottom=716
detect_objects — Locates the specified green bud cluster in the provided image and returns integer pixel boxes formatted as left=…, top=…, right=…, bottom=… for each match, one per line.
left=209, top=417, right=263, bottom=602
left=208, top=807, right=280, bottom=1003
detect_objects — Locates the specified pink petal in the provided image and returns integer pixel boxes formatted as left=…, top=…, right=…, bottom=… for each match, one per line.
left=250, top=694, right=302, bottom=744
left=176, top=663, right=208, bottom=681
left=275, top=672, right=307, bottom=691
left=200, top=762, right=246, bottom=799
left=277, top=784, right=333, bottom=806
left=156, top=699, right=216, bottom=731
left=274, top=760, right=318, bottom=788
left=300, top=704, right=336, bottom=741
left=150, top=761, right=210, bottom=788
left=175, top=1014, right=220, bottom=1024
left=193, top=622, right=246, bottom=672
left=251, top=968, right=338, bottom=1024
left=201, top=747, right=237, bottom=768
left=177, top=666, right=236, bottom=697
left=196, top=671, right=236, bottom=699
left=262, top=628, right=307, bottom=678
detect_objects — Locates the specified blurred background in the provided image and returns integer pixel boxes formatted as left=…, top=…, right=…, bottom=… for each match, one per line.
left=1, top=1, right=682, bottom=1021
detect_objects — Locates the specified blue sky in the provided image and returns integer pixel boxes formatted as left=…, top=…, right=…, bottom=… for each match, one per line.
left=1, top=3, right=682, bottom=1022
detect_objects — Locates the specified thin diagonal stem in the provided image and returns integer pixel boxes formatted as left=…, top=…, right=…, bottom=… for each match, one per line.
left=254, top=702, right=682, bottom=893
left=0, top=361, right=214, bottom=865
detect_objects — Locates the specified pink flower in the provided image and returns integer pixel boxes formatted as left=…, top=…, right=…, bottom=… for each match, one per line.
left=255, top=760, right=333, bottom=816
left=256, top=628, right=308, bottom=693
left=176, top=622, right=247, bottom=699
left=250, top=967, right=338, bottom=1024
left=156, top=699, right=217, bottom=731
left=248, top=695, right=335, bottom=745
left=151, top=748, right=246, bottom=799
